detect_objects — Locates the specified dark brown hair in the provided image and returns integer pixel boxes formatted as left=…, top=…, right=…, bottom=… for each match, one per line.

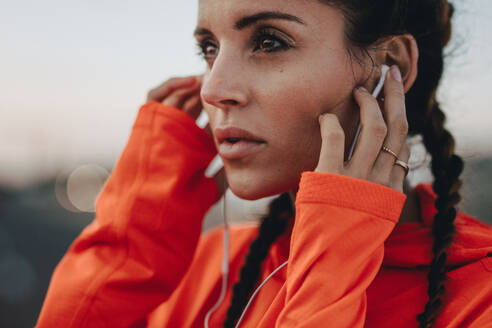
left=224, top=1, right=464, bottom=327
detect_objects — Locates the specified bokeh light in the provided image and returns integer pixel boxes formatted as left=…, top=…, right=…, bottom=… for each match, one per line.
left=62, top=164, right=109, bottom=213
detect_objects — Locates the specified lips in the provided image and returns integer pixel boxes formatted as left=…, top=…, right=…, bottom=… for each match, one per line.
left=214, top=126, right=266, bottom=144
left=214, top=126, right=266, bottom=160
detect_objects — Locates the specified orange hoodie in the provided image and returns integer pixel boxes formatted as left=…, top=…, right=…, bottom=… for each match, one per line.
left=36, top=102, right=492, bottom=328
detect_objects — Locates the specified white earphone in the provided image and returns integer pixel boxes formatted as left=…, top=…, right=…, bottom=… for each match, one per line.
left=346, top=64, right=390, bottom=162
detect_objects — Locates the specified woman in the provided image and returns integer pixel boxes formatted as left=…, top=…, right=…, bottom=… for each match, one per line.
left=37, top=0, right=492, bottom=327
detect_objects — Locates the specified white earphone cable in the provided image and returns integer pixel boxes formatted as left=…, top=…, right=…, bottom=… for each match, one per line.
left=234, top=260, right=289, bottom=328
left=201, top=115, right=290, bottom=327
left=204, top=174, right=229, bottom=328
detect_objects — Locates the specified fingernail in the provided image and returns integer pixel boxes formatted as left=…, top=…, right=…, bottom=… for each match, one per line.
left=356, top=86, right=367, bottom=92
left=391, top=65, right=402, bottom=82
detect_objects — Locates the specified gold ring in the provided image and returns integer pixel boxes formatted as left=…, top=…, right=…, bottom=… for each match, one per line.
left=382, top=146, right=409, bottom=176
left=382, top=146, right=398, bottom=159
left=394, top=159, right=409, bottom=176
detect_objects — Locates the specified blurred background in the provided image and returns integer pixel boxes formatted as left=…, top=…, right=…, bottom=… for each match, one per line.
left=1, top=0, right=491, bottom=327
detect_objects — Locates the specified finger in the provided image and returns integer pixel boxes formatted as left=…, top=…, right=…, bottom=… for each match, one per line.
left=372, top=65, right=408, bottom=180
left=389, top=142, right=411, bottom=192
left=147, top=76, right=196, bottom=102
left=182, top=94, right=203, bottom=120
left=348, top=86, right=387, bottom=177
left=314, top=113, right=345, bottom=174
left=162, top=82, right=201, bottom=109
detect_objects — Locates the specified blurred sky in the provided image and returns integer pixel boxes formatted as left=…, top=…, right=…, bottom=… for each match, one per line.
left=1, top=0, right=491, bottom=188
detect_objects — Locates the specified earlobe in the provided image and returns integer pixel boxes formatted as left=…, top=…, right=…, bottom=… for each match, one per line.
left=383, top=34, right=419, bottom=93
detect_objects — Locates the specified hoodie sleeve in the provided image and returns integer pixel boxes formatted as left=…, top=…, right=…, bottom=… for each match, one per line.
left=36, top=101, right=218, bottom=328
left=276, top=171, right=407, bottom=327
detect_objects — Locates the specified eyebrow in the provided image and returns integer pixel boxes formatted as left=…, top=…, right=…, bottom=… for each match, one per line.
left=193, top=10, right=306, bottom=37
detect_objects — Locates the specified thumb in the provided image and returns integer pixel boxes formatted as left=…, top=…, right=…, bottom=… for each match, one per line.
left=315, top=113, right=345, bottom=174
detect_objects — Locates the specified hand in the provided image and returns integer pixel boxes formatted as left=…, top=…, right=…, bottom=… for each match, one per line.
left=146, top=75, right=227, bottom=201
left=315, top=65, right=410, bottom=193
left=147, top=76, right=203, bottom=119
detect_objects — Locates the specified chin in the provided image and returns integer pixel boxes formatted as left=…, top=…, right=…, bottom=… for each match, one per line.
left=227, top=175, right=298, bottom=201
left=227, top=178, right=270, bottom=200
left=228, top=183, right=271, bottom=201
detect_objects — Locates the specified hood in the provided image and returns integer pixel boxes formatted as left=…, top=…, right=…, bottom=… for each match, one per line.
left=383, top=183, right=492, bottom=268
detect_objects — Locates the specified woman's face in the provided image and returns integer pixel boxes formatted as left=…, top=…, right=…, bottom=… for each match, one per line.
left=196, top=0, right=372, bottom=200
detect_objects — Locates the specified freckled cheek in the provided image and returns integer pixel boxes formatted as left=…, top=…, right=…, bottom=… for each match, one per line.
left=259, top=93, right=322, bottom=164
left=255, top=76, right=322, bottom=117
left=258, top=72, right=345, bottom=119
left=253, top=72, right=338, bottom=168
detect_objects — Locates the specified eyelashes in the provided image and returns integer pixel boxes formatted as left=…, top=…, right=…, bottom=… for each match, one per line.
left=195, top=27, right=295, bottom=64
left=195, top=39, right=218, bottom=62
left=252, top=28, right=294, bottom=53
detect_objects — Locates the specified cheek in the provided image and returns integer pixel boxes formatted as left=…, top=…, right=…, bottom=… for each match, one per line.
left=254, top=50, right=353, bottom=119
left=270, top=50, right=357, bottom=130
left=203, top=106, right=213, bottom=124
left=255, top=93, right=324, bottom=175
left=202, top=105, right=219, bottom=134
left=254, top=55, right=350, bottom=140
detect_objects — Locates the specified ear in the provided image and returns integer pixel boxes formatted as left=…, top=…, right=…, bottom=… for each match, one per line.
left=378, top=34, right=419, bottom=93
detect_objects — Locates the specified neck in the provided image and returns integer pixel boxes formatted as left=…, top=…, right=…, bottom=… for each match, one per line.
left=398, top=179, right=421, bottom=224
left=288, top=178, right=421, bottom=225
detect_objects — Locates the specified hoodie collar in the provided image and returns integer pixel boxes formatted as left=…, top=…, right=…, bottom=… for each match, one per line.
left=384, top=182, right=492, bottom=268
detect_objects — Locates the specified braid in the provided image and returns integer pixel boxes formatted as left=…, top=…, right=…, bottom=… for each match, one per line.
left=417, top=103, right=464, bottom=327
left=410, top=1, right=465, bottom=326
left=223, top=192, right=293, bottom=328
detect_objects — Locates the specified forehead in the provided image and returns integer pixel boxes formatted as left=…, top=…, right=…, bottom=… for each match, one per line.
left=198, top=0, right=304, bottom=13
left=197, top=0, right=342, bottom=33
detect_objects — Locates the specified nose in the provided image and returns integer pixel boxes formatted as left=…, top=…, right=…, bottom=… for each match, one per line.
left=200, top=52, right=248, bottom=111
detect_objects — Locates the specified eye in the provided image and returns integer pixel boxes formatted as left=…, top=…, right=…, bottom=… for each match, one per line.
left=195, top=27, right=294, bottom=64
left=196, top=39, right=218, bottom=62
left=253, top=28, right=293, bottom=53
